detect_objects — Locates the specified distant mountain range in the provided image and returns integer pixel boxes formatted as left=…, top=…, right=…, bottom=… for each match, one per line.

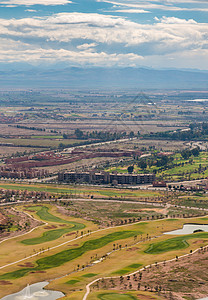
left=0, top=66, right=207, bottom=89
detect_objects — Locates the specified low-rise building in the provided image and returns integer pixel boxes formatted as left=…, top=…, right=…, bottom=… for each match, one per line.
left=58, top=171, right=155, bottom=185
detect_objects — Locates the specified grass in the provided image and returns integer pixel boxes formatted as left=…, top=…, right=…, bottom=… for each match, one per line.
left=0, top=182, right=161, bottom=199
left=21, top=206, right=85, bottom=244
left=112, top=263, right=142, bottom=275
left=0, top=230, right=142, bottom=280
left=98, top=293, right=137, bottom=300
left=82, top=273, right=97, bottom=278
left=24, top=206, right=71, bottom=223
left=145, top=232, right=208, bottom=254
left=106, top=152, right=208, bottom=182
left=21, top=223, right=84, bottom=245
left=66, top=279, right=80, bottom=285
left=0, top=137, right=84, bottom=148
left=32, top=135, right=63, bottom=139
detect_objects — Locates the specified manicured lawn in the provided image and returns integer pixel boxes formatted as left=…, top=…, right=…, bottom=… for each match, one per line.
left=145, top=232, right=208, bottom=254
left=21, top=222, right=84, bottom=245
left=66, top=279, right=80, bottom=285
left=0, top=230, right=142, bottom=280
left=21, top=206, right=85, bottom=244
left=24, top=206, right=71, bottom=223
left=98, top=293, right=137, bottom=300
left=0, top=182, right=161, bottom=199
left=82, top=273, right=97, bottom=278
left=112, top=263, right=142, bottom=275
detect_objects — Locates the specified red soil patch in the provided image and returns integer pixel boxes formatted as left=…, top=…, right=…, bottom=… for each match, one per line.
left=0, top=280, right=12, bottom=285
left=44, top=225, right=57, bottom=229
left=127, top=247, right=139, bottom=251
left=193, top=240, right=207, bottom=244
left=66, top=232, right=76, bottom=236
left=18, top=262, right=34, bottom=268
left=31, top=270, right=46, bottom=273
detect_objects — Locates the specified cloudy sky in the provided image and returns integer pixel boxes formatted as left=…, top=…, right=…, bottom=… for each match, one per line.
left=0, top=0, right=208, bottom=69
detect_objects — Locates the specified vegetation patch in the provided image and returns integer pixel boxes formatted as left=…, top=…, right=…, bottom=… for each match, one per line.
left=128, top=263, right=142, bottom=269
left=21, top=222, right=84, bottom=245
left=98, top=293, right=137, bottom=300
left=82, top=273, right=97, bottom=278
left=24, top=206, right=71, bottom=223
left=66, top=279, right=80, bottom=285
left=113, top=269, right=130, bottom=275
left=21, top=205, right=85, bottom=244
left=145, top=232, right=208, bottom=254
left=113, top=263, right=142, bottom=275
left=0, top=230, right=142, bottom=280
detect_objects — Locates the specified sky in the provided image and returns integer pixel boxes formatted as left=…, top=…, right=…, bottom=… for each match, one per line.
left=0, top=0, right=208, bottom=70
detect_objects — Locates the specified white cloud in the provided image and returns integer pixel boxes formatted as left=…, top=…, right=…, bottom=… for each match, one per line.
left=77, top=43, right=98, bottom=50
left=0, top=13, right=207, bottom=68
left=158, top=16, right=197, bottom=24
left=25, top=9, right=37, bottom=12
left=100, top=0, right=208, bottom=12
left=113, top=9, right=150, bottom=13
left=0, top=0, right=72, bottom=6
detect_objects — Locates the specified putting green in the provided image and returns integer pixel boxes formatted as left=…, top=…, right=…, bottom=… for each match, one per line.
left=98, top=293, right=137, bottom=300
left=145, top=232, right=208, bottom=254
left=0, top=230, right=142, bottom=280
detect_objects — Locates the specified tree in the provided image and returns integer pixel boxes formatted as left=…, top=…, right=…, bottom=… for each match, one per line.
left=138, top=160, right=147, bottom=170
left=192, top=147, right=200, bottom=157
left=127, top=165, right=134, bottom=174
left=75, top=128, right=84, bottom=139
left=129, top=131, right=135, bottom=138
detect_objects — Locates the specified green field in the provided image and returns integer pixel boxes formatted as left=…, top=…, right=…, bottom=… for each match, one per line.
left=0, top=137, right=84, bottom=148
left=21, top=222, right=84, bottom=245
left=32, top=135, right=63, bottom=139
left=0, top=182, right=160, bottom=198
left=112, top=263, right=142, bottom=275
left=0, top=230, right=142, bottom=280
left=66, top=279, right=80, bottom=285
left=145, top=232, right=208, bottom=254
left=82, top=273, right=97, bottom=278
left=21, top=206, right=85, bottom=245
left=98, top=293, right=137, bottom=300
left=106, top=152, right=208, bottom=181
left=24, top=206, right=71, bottom=223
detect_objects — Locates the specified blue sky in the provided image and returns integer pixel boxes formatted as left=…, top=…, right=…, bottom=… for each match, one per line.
left=0, top=0, right=208, bottom=69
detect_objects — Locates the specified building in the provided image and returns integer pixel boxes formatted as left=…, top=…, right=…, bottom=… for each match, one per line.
left=58, top=171, right=155, bottom=185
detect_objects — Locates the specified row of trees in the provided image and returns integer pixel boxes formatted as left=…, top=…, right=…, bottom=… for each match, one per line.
left=145, top=122, right=208, bottom=141
left=63, top=129, right=140, bottom=141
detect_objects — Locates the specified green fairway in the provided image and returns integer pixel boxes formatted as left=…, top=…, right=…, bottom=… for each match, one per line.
left=25, top=206, right=71, bottom=223
left=0, top=230, right=142, bottom=280
left=145, top=232, right=208, bottom=254
left=21, top=222, right=84, bottom=245
left=21, top=206, right=85, bottom=244
left=0, top=184, right=85, bottom=195
left=98, top=293, right=137, bottom=300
